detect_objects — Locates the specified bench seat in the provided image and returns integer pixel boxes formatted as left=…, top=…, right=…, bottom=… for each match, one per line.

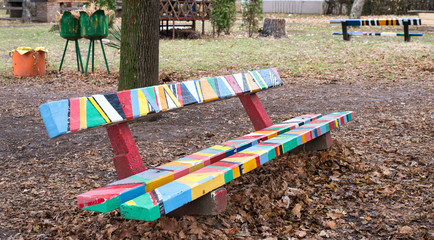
left=77, top=114, right=322, bottom=212
left=120, top=111, right=354, bottom=221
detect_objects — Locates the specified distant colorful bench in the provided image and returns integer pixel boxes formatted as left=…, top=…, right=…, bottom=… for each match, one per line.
left=39, top=68, right=354, bottom=219
left=330, top=18, right=423, bottom=42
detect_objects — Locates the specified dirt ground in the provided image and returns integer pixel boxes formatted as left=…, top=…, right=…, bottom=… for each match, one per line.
left=0, top=64, right=432, bottom=239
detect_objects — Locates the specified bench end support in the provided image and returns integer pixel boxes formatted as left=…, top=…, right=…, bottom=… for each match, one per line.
left=239, top=93, right=273, bottom=131
left=106, top=123, right=146, bottom=180
left=290, top=131, right=333, bottom=154
left=168, top=187, right=228, bottom=217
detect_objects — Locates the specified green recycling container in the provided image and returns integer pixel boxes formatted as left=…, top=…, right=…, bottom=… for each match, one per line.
left=59, top=11, right=81, bottom=40
left=80, top=10, right=108, bottom=40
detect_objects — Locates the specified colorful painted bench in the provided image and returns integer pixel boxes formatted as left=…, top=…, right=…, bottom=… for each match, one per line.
left=330, top=18, right=423, bottom=42
left=39, top=68, right=354, bottom=219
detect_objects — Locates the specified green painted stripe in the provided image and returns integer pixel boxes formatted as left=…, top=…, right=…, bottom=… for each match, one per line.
left=121, top=192, right=160, bottom=221
left=86, top=98, right=106, bottom=128
left=83, top=196, right=120, bottom=213
left=129, top=175, right=152, bottom=183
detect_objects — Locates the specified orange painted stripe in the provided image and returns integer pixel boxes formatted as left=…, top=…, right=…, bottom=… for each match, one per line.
left=199, top=79, right=218, bottom=102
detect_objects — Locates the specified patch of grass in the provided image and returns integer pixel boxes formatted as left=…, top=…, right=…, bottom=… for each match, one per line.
left=0, top=16, right=432, bottom=85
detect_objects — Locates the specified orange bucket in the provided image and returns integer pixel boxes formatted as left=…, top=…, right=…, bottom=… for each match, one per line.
left=11, top=47, right=47, bottom=77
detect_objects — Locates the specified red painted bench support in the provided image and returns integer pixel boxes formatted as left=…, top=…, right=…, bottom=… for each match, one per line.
left=238, top=93, right=273, bottom=131
left=106, top=122, right=146, bottom=180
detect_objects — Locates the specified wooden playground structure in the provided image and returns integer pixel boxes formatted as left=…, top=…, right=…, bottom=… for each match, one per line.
left=158, top=0, right=213, bottom=38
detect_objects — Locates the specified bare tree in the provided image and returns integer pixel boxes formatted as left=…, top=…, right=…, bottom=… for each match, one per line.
left=349, top=0, right=365, bottom=19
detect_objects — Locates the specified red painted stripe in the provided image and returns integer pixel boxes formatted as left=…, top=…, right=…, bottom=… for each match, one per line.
left=224, top=75, right=242, bottom=95
left=69, top=98, right=80, bottom=132
left=195, top=167, right=227, bottom=174
left=77, top=183, right=142, bottom=208
left=117, top=90, right=133, bottom=119
left=213, top=161, right=239, bottom=169
left=149, top=191, right=158, bottom=206
left=176, top=83, right=184, bottom=106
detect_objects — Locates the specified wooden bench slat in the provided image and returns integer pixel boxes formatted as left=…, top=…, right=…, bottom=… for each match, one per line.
left=39, top=68, right=282, bottom=138
left=330, top=18, right=422, bottom=26
left=77, top=114, right=322, bottom=212
left=333, top=31, right=424, bottom=37
left=119, top=112, right=354, bottom=221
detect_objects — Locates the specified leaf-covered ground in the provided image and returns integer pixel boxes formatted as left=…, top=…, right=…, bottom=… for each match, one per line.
left=0, top=15, right=433, bottom=239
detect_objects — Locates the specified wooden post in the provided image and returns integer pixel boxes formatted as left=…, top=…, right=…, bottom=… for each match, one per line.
left=106, top=123, right=146, bottom=179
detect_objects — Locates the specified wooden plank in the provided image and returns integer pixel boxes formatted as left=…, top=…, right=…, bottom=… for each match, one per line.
left=39, top=68, right=283, bottom=138
left=77, top=114, right=322, bottom=212
left=120, top=112, right=354, bottom=221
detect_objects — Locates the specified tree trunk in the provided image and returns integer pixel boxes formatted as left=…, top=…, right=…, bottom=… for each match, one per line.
left=21, top=0, right=31, bottom=23
left=118, top=0, right=159, bottom=91
left=259, top=18, right=286, bottom=38
left=349, top=0, right=366, bottom=19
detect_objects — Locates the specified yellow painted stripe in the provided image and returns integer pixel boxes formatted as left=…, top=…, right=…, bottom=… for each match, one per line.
left=195, top=152, right=215, bottom=157
left=79, top=97, right=87, bottom=130
left=254, top=130, right=279, bottom=138
left=379, top=20, right=386, bottom=25
left=88, top=97, right=110, bottom=123
left=137, top=89, right=149, bottom=116
left=125, top=200, right=136, bottom=206
left=156, top=86, right=168, bottom=111
left=210, top=145, right=232, bottom=151
left=144, top=172, right=174, bottom=192
left=244, top=73, right=260, bottom=92
left=195, top=81, right=204, bottom=102
left=163, top=85, right=181, bottom=107
left=226, top=156, right=256, bottom=164
left=231, top=166, right=241, bottom=179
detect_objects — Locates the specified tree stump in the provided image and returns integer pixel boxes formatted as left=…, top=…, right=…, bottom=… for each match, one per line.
left=260, top=18, right=286, bottom=38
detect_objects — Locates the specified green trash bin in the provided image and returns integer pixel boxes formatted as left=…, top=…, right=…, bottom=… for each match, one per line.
left=80, top=9, right=110, bottom=75
left=80, top=10, right=108, bottom=40
left=60, top=11, right=81, bottom=40
left=59, top=11, right=83, bottom=72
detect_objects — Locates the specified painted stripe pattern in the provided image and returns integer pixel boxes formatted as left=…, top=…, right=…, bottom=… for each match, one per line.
left=39, top=68, right=283, bottom=138
left=77, top=114, right=322, bottom=212
left=330, top=18, right=422, bottom=26
left=120, top=111, right=354, bottom=221
left=333, top=31, right=424, bottom=37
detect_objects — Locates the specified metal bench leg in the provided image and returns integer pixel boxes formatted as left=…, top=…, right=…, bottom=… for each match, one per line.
left=341, top=22, right=350, bottom=41
left=403, top=20, right=410, bottom=42
left=106, top=122, right=146, bottom=180
left=59, top=39, right=69, bottom=72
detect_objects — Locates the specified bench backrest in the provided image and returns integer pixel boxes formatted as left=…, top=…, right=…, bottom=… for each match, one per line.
left=40, top=68, right=282, bottom=138
left=330, top=18, right=422, bottom=26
